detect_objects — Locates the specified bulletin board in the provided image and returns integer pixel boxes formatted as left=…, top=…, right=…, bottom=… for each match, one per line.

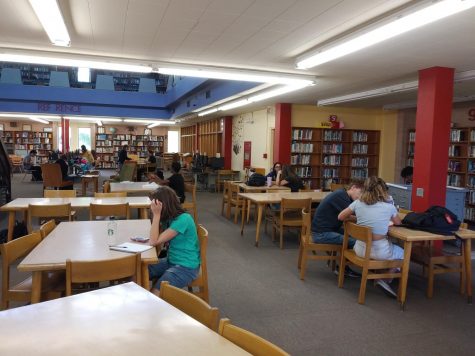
left=243, top=141, right=251, bottom=168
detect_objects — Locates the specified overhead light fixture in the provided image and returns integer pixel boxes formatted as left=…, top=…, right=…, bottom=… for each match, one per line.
left=29, top=117, right=49, bottom=124
left=64, top=116, right=123, bottom=123
left=97, top=120, right=103, bottom=126
left=147, top=123, right=161, bottom=128
left=0, top=113, right=60, bottom=120
left=77, top=67, right=91, bottom=82
left=218, top=100, right=249, bottom=111
left=296, top=0, right=475, bottom=69
left=198, top=108, right=218, bottom=117
left=123, top=119, right=156, bottom=124
left=0, top=53, right=153, bottom=73
left=29, top=0, right=70, bottom=47
left=158, top=67, right=314, bottom=86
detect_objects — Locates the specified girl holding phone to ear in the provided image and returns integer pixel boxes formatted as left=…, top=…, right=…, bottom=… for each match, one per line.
left=147, top=186, right=200, bottom=293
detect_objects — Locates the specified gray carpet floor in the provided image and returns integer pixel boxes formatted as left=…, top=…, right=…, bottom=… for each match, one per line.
left=1, top=172, right=475, bottom=355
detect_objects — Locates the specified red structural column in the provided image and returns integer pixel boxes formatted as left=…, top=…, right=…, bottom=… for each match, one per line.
left=274, top=103, right=291, bottom=164
left=221, top=116, right=232, bottom=169
left=61, top=116, right=70, bottom=152
left=412, top=67, right=455, bottom=213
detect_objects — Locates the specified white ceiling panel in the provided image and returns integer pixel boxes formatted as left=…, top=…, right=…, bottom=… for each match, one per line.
left=206, top=0, right=255, bottom=14
left=241, top=0, right=297, bottom=19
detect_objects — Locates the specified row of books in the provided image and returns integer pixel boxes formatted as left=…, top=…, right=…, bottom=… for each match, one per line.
left=292, top=129, right=313, bottom=140
left=409, top=132, right=416, bottom=142
left=322, top=168, right=339, bottom=178
left=323, top=144, right=343, bottom=153
left=351, top=157, right=369, bottom=167
left=464, top=207, right=475, bottom=221
left=466, top=190, right=475, bottom=204
left=448, top=145, right=462, bottom=157
left=451, top=129, right=465, bottom=142
left=322, top=155, right=341, bottom=166
left=352, top=132, right=368, bottom=142
left=291, top=143, right=314, bottom=153
left=294, top=166, right=312, bottom=178
left=95, top=147, right=115, bottom=153
left=447, top=174, right=462, bottom=187
left=351, top=168, right=368, bottom=179
left=352, top=144, right=368, bottom=154
left=14, top=144, right=51, bottom=150
left=467, top=176, right=475, bottom=188
left=323, top=130, right=342, bottom=141
left=290, top=154, right=311, bottom=165
left=448, top=160, right=463, bottom=172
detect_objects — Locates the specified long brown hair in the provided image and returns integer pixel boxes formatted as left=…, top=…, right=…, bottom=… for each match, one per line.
left=281, top=165, right=297, bottom=180
left=360, top=176, right=390, bottom=205
left=149, top=186, right=185, bottom=221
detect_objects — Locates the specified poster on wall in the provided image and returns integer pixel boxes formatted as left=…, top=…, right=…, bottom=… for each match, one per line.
left=243, top=141, right=251, bottom=168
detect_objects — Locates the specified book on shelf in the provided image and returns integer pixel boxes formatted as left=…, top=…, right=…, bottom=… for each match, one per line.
left=322, top=155, right=341, bottom=166
left=323, top=130, right=342, bottom=141
left=323, top=143, right=343, bottom=153
left=352, top=131, right=368, bottom=142
left=352, top=144, right=368, bottom=154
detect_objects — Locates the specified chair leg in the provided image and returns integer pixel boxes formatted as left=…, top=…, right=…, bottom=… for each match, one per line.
left=300, top=251, right=308, bottom=280
left=297, top=243, right=303, bottom=269
left=338, top=256, right=347, bottom=288
left=427, top=262, right=435, bottom=298
left=331, top=252, right=337, bottom=271
left=279, top=225, right=284, bottom=249
left=358, top=268, right=369, bottom=304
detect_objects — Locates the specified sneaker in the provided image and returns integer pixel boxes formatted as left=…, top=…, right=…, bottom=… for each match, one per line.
left=375, top=279, right=397, bottom=298
left=333, top=265, right=361, bottom=278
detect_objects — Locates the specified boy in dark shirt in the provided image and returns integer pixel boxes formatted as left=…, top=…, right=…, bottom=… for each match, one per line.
left=149, top=162, right=185, bottom=203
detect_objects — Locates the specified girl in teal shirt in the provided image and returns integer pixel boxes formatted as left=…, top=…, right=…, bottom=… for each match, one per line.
left=148, top=186, right=200, bottom=292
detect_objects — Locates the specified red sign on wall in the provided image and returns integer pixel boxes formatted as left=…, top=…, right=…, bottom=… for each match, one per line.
left=243, top=141, right=251, bottom=168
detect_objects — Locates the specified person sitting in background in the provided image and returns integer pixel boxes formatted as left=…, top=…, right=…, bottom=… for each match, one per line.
left=80, top=145, right=94, bottom=167
left=23, top=150, right=42, bottom=181
left=266, top=162, right=282, bottom=180
left=401, top=166, right=413, bottom=184
left=118, top=144, right=131, bottom=170
left=149, top=162, right=185, bottom=203
left=148, top=149, right=157, bottom=164
left=55, top=155, right=74, bottom=189
left=148, top=186, right=200, bottom=293
left=276, top=165, right=304, bottom=192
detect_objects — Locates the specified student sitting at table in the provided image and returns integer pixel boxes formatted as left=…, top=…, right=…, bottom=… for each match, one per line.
left=148, top=186, right=200, bottom=292
left=338, top=176, right=403, bottom=297
left=266, top=162, right=282, bottom=181
left=24, top=149, right=43, bottom=181
left=276, top=165, right=304, bottom=192
left=148, top=162, right=185, bottom=203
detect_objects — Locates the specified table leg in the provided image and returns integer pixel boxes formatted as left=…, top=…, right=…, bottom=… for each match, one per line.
left=255, top=204, right=263, bottom=247
left=140, top=208, right=148, bottom=219
left=7, top=211, right=15, bottom=242
left=94, top=177, right=99, bottom=193
left=398, top=241, right=412, bottom=310
left=241, top=198, right=247, bottom=236
left=246, top=200, right=251, bottom=223
left=464, top=238, right=472, bottom=304
left=31, top=271, right=43, bottom=304
left=142, top=263, right=150, bottom=290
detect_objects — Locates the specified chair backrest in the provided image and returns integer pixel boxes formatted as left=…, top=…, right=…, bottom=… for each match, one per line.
left=195, top=225, right=209, bottom=299
left=253, top=168, right=266, bottom=175
left=343, top=221, right=373, bottom=258
left=65, top=254, right=141, bottom=296
left=301, top=208, right=311, bottom=244
left=184, top=183, right=196, bottom=203
left=222, top=180, right=230, bottom=197
left=218, top=169, right=234, bottom=177
left=159, top=281, right=219, bottom=331
left=39, top=219, right=56, bottom=239
left=118, top=161, right=137, bottom=181
left=1, top=232, right=42, bottom=305
left=103, top=180, right=111, bottom=193
left=28, top=203, right=72, bottom=232
left=41, top=163, right=64, bottom=186
left=94, top=192, right=127, bottom=198
left=44, top=189, right=77, bottom=198
left=330, top=183, right=345, bottom=192
left=90, top=203, right=130, bottom=220
left=218, top=318, right=289, bottom=356
left=280, top=198, right=311, bottom=218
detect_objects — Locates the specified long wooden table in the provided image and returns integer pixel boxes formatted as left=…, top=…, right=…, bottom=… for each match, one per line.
left=239, top=191, right=330, bottom=247
left=0, top=283, right=249, bottom=355
left=110, top=181, right=160, bottom=194
left=0, top=197, right=152, bottom=242
left=235, top=182, right=291, bottom=193
left=18, top=220, right=158, bottom=303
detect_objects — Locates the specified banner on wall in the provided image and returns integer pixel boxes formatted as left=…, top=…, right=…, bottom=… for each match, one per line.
left=243, top=141, right=251, bottom=168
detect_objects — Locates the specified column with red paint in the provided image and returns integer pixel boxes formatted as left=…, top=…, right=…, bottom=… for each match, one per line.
left=273, top=103, right=291, bottom=165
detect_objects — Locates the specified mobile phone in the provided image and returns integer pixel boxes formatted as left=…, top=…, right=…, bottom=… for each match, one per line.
left=131, top=236, right=149, bottom=242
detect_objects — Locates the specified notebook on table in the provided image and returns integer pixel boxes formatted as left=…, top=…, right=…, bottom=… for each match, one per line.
left=109, top=242, right=153, bottom=253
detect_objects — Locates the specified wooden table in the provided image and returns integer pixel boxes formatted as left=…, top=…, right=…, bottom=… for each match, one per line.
left=18, top=220, right=158, bottom=303
left=0, top=283, right=249, bottom=356
left=0, top=197, right=152, bottom=242
left=239, top=191, right=330, bottom=247
left=81, top=174, right=100, bottom=196
left=110, top=181, right=160, bottom=194
left=455, top=228, right=475, bottom=303
left=388, top=226, right=455, bottom=309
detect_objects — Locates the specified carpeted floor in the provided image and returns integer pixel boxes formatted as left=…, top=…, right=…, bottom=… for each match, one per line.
left=1, top=172, right=475, bottom=355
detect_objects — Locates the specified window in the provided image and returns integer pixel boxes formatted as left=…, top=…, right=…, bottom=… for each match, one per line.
left=78, top=128, right=91, bottom=150
left=57, top=127, right=72, bottom=152
left=167, top=131, right=179, bottom=153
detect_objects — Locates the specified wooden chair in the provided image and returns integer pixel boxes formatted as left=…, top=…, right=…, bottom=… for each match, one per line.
left=182, top=183, right=197, bottom=223
left=298, top=208, right=342, bottom=280
left=27, top=203, right=72, bottom=233
left=338, top=221, right=403, bottom=304
left=103, top=180, right=111, bottom=193
left=253, top=168, right=266, bottom=175
left=330, top=183, right=345, bottom=191
left=65, top=254, right=141, bottom=296
left=228, top=182, right=245, bottom=224
left=272, top=198, right=311, bottom=249
left=41, top=163, right=74, bottom=190
left=39, top=219, right=56, bottom=240
left=90, top=203, right=130, bottom=220
left=158, top=281, right=219, bottom=332
left=215, top=169, right=235, bottom=193
left=94, top=192, right=127, bottom=198
left=221, top=181, right=231, bottom=218
left=111, top=161, right=137, bottom=182
left=1, top=232, right=64, bottom=310
left=218, top=318, right=289, bottom=356
left=187, top=225, right=209, bottom=302
left=44, top=189, right=77, bottom=198
left=9, top=155, right=23, bottom=174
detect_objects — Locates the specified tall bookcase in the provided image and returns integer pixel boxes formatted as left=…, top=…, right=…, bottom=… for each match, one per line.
left=95, top=129, right=165, bottom=169
left=198, top=118, right=223, bottom=157
left=0, top=130, right=52, bottom=163
left=180, top=125, right=196, bottom=153
left=291, top=127, right=380, bottom=189
left=407, top=127, right=475, bottom=221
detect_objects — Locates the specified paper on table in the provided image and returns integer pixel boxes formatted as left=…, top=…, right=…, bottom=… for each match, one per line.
left=109, top=242, right=153, bottom=253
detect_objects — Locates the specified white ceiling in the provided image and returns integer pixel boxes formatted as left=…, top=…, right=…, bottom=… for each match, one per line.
left=0, top=0, right=475, bottom=111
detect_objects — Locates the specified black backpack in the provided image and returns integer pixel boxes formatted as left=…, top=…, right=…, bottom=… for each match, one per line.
left=402, top=205, right=461, bottom=236
left=0, top=220, right=28, bottom=244
left=247, top=173, right=266, bottom=187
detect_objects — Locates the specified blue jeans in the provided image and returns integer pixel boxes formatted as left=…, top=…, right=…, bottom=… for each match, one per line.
left=312, top=231, right=356, bottom=248
left=148, top=259, right=200, bottom=290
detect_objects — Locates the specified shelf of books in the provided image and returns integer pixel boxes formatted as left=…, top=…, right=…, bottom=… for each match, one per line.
left=95, top=129, right=165, bottom=169
left=0, top=130, right=52, bottom=163
left=407, top=127, right=475, bottom=221
left=291, top=127, right=380, bottom=190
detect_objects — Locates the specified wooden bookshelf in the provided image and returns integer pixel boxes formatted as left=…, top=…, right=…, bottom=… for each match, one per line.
left=291, top=127, right=380, bottom=190
left=198, top=118, right=223, bottom=157
left=180, top=125, right=196, bottom=153
left=0, top=130, right=52, bottom=163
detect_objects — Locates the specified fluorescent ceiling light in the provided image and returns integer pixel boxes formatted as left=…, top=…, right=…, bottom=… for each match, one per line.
left=198, top=108, right=218, bottom=117
left=158, top=67, right=314, bottom=86
left=29, top=117, right=49, bottom=124
left=147, top=123, right=161, bottom=128
left=78, top=67, right=91, bottom=82
left=29, top=0, right=70, bottom=47
left=218, top=100, right=250, bottom=111
left=0, top=54, right=152, bottom=73
left=297, top=0, right=475, bottom=69
left=0, top=113, right=59, bottom=120
left=64, top=116, right=123, bottom=123
left=123, top=119, right=156, bottom=124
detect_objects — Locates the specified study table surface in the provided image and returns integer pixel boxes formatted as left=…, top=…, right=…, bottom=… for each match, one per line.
left=18, top=220, right=158, bottom=302
left=235, top=182, right=291, bottom=193
left=0, top=283, right=249, bottom=356
left=239, top=191, right=330, bottom=246
left=0, top=197, right=152, bottom=242
left=110, top=181, right=160, bottom=193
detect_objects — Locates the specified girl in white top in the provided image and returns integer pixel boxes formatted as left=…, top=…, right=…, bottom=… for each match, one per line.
left=338, top=176, right=403, bottom=260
